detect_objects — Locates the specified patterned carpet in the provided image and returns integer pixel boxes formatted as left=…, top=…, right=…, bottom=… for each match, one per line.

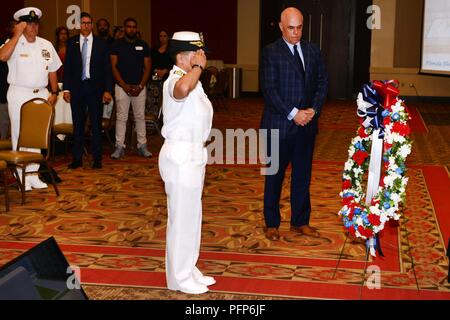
left=0, top=98, right=449, bottom=300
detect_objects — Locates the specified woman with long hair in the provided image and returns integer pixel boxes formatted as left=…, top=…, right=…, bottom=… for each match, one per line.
left=54, top=26, right=69, bottom=82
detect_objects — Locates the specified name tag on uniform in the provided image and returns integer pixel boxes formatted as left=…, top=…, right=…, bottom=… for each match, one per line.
left=20, top=54, right=29, bottom=58
left=135, top=46, right=143, bottom=51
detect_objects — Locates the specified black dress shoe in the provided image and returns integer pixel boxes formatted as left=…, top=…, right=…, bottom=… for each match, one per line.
left=68, top=161, right=83, bottom=169
left=92, top=161, right=102, bottom=169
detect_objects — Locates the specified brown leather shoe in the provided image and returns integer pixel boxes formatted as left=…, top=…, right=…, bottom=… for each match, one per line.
left=264, top=227, right=280, bottom=241
left=290, top=225, right=320, bottom=238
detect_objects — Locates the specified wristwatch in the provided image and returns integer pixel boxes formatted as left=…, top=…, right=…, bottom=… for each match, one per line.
left=192, top=64, right=204, bottom=71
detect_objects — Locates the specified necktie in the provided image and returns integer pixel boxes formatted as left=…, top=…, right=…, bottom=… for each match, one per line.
left=81, top=37, right=88, bottom=80
left=293, top=44, right=305, bottom=76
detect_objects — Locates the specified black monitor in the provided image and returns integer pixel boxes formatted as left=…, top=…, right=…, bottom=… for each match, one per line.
left=0, top=237, right=88, bottom=300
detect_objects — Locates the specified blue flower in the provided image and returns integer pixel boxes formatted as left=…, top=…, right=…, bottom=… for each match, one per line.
left=382, top=110, right=390, bottom=118
left=396, top=168, right=403, bottom=175
left=392, top=113, right=400, bottom=121
left=383, top=156, right=389, bottom=162
left=383, top=202, right=391, bottom=209
left=354, top=208, right=362, bottom=215
left=344, top=193, right=354, bottom=198
left=384, top=191, right=391, bottom=199
left=355, top=142, right=365, bottom=151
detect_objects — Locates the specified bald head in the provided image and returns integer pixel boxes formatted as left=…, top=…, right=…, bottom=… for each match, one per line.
left=279, top=7, right=304, bottom=45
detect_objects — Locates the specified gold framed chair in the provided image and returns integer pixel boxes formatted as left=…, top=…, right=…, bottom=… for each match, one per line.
left=0, top=139, right=12, bottom=151
left=0, top=160, right=9, bottom=212
left=0, top=98, right=60, bottom=205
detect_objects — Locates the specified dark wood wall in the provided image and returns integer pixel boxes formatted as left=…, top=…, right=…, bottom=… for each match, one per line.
left=260, top=0, right=373, bottom=99
left=0, top=0, right=24, bottom=39
left=394, top=0, right=424, bottom=68
left=150, top=0, right=237, bottom=64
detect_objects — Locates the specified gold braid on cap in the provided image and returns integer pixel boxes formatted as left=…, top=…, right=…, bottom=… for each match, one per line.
left=189, top=41, right=204, bottom=48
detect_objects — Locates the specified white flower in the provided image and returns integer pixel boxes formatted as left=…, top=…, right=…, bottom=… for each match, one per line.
left=399, top=144, right=412, bottom=158
left=383, top=175, right=395, bottom=188
left=345, top=160, right=354, bottom=171
left=353, top=167, right=363, bottom=176
left=393, top=133, right=406, bottom=144
left=392, top=102, right=404, bottom=114
left=348, top=146, right=356, bottom=157
left=391, top=193, right=401, bottom=204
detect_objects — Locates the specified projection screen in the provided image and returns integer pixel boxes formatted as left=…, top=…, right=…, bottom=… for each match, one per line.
left=421, top=0, right=450, bottom=76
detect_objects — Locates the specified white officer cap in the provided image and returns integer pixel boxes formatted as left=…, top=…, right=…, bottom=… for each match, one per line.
left=13, top=7, right=42, bottom=22
left=168, top=31, right=211, bottom=55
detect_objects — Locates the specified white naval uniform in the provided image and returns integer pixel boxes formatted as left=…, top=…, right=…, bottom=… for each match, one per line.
left=4, top=35, right=62, bottom=174
left=159, top=65, right=213, bottom=293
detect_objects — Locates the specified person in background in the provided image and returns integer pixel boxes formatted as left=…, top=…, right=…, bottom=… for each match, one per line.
left=112, top=26, right=124, bottom=41
left=0, top=7, right=61, bottom=190
left=151, top=30, right=173, bottom=81
left=63, top=12, right=113, bottom=170
left=96, top=18, right=114, bottom=46
left=110, top=17, right=152, bottom=159
left=159, top=31, right=215, bottom=294
left=260, top=7, right=328, bottom=241
left=0, top=21, right=15, bottom=140
left=55, top=26, right=69, bottom=83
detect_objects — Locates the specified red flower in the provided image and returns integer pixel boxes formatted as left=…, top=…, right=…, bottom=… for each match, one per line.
left=383, top=117, right=391, bottom=126
left=352, top=150, right=369, bottom=166
left=342, top=180, right=352, bottom=190
left=368, top=214, right=381, bottom=226
left=348, top=211, right=354, bottom=221
left=392, top=122, right=410, bottom=136
left=348, top=225, right=356, bottom=237
left=358, top=226, right=374, bottom=238
left=384, top=142, right=392, bottom=150
left=358, top=126, right=369, bottom=138
left=343, top=196, right=354, bottom=206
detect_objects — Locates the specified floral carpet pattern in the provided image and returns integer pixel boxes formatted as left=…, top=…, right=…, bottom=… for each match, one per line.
left=0, top=98, right=449, bottom=300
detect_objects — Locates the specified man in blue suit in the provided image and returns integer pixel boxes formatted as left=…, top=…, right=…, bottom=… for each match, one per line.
left=63, top=12, right=113, bottom=170
left=260, top=7, right=328, bottom=241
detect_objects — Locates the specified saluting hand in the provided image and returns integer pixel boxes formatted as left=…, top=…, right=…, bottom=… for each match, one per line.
left=191, top=49, right=207, bottom=70
left=13, top=22, right=27, bottom=38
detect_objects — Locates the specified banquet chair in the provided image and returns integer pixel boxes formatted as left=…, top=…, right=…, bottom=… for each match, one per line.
left=144, top=81, right=163, bottom=139
left=0, top=139, right=12, bottom=150
left=52, top=122, right=90, bottom=163
left=0, top=160, right=9, bottom=212
left=0, top=98, right=59, bottom=205
left=208, top=69, right=230, bottom=110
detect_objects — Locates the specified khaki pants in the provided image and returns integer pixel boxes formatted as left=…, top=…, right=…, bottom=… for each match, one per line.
left=114, top=85, right=147, bottom=148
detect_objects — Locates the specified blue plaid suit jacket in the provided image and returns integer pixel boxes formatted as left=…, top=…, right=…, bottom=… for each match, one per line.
left=260, top=38, right=328, bottom=138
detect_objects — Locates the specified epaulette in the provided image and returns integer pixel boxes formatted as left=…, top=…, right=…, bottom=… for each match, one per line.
left=174, top=70, right=185, bottom=77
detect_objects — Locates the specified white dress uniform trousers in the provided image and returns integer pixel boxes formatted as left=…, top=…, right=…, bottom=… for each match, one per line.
left=159, top=66, right=213, bottom=294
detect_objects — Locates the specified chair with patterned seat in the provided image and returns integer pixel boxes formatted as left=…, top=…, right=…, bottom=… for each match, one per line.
left=0, top=98, right=59, bottom=205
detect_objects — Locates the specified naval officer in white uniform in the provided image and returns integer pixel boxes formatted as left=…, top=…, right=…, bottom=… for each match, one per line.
left=0, top=7, right=61, bottom=191
left=159, top=32, right=215, bottom=294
